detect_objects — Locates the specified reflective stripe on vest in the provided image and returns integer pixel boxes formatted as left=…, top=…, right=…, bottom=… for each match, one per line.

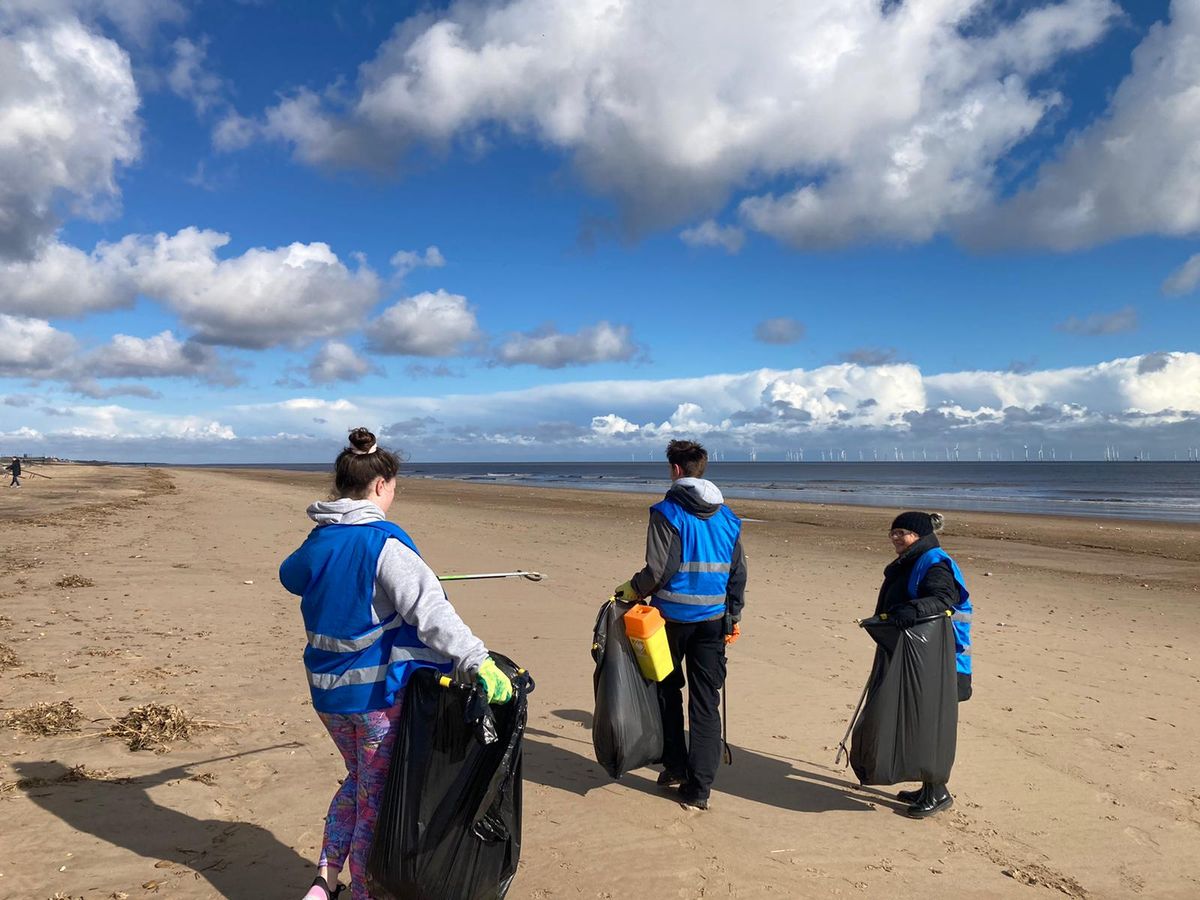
left=281, top=519, right=452, bottom=713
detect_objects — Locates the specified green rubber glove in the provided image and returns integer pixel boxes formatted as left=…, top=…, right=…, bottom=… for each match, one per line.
left=476, top=657, right=513, bottom=704
left=613, top=580, right=638, bottom=601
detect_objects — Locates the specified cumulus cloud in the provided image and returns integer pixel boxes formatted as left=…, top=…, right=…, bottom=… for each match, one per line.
left=166, top=36, right=224, bottom=115
left=305, top=340, right=383, bottom=384
left=680, top=220, right=745, bottom=254
left=977, top=2, right=1200, bottom=250
left=753, top=317, right=804, bottom=345
left=1163, top=253, right=1200, bottom=297
left=0, top=229, right=382, bottom=345
left=0, top=239, right=138, bottom=317
left=366, top=290, right=482, bottom=356
left=249, top=0, right=1117, bottom=245
left=839, top=347, right=898, bottom=366
left=1056, top=306, right=1138, bottom=336
left=17, top=352, right=1198, bottom=461
left=390, top=245, right=446, bottom=274
left=87, top=330, right=239, bottom=384
left=0, top=314, right=77, bottom=377
left=0, top=17, right=140, bottom=259
left=1, top=1, right=187, bottom=45
left=494, top=321, right=639, bottom=368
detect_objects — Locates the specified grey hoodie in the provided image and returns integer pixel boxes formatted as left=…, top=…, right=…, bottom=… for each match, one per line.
left=306, top=499, right=489, bottom=678
left=628, top=478, right=748, bottom=622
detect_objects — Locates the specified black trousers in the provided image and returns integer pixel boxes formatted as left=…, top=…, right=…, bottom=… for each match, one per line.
left=658, top=616, right=726, bottom=801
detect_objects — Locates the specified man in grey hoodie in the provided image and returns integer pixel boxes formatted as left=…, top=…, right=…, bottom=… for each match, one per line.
left=614, top=439, right=747, bottom=810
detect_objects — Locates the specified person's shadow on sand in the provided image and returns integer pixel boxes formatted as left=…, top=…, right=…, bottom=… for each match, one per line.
left=524, top=709, right=885, bottom=814
left=13, top=758, right=310, bottom=899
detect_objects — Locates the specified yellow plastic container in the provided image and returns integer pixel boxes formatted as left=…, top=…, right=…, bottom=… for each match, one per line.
left=623, top=604, right=674, bottom=682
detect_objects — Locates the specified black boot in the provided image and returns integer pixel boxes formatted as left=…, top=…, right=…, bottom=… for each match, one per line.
left=896, top=785, right=923, bottom=804
left=907, top=782, right=953, bottom=818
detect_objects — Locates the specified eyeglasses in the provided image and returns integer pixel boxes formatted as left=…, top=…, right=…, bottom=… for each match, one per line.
left=888, top=529, right=915, bottom=539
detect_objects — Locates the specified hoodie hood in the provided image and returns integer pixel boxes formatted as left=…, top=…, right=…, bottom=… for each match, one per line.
left=665, top=477, right=724, bottom=519
left=307, top=498, right=386, bottom=526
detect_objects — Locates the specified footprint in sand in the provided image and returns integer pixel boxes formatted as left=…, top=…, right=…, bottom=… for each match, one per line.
left=1122, top=825, right=1160, bottom=850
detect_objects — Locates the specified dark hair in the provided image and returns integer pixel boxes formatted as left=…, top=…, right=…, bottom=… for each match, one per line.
left=666, top=439, right=707, bottom=478
left=333, top=427, right=400, bottom=498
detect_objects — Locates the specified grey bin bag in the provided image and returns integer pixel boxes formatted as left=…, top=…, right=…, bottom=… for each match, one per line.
left=849, top=612, right=958, bottom=786
left=590, top=599, right=664, bottom=779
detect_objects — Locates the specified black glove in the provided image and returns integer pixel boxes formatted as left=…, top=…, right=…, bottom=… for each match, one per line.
left=887, top=605, right=918, bottom=629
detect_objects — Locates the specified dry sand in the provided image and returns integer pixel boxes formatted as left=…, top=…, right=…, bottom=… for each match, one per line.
left=1, top=464, right=1199, bottom=899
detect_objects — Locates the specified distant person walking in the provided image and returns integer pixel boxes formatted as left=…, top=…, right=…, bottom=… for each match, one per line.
left=6, top=457, right=19, bottom=487
left=280, top=428, right=513, bottom=900
left=614, top=439, right=747, bottom=811
left=875, top=511, right=972, bottom=818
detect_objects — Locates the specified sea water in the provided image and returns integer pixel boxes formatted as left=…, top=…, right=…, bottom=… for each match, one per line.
left=242, top=461, right=1200, bottom=523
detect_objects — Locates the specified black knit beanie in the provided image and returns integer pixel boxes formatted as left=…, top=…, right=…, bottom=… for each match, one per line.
left=891, top=511, right=934, bottom=537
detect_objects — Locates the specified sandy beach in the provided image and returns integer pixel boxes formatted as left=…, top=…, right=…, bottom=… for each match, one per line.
left=2, top=464, right=1199, bottom=900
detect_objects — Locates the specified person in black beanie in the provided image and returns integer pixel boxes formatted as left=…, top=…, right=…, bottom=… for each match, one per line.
left=875, top=510, right=973, bottom=818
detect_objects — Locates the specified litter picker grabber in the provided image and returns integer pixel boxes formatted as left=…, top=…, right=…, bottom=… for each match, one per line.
left=437, top=570, right=544, bottom=583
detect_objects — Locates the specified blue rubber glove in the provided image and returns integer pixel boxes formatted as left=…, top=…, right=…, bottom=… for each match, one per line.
left=476, top=658, right=513, bottom=704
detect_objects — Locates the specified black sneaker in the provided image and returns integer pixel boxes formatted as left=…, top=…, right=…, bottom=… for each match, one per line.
left=678, top=788, right=709, bottom=811
left=657, top=770, right=686, bottom=788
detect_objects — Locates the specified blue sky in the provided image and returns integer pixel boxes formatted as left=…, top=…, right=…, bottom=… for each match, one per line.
left=1, top=0, right=1199, bottom=462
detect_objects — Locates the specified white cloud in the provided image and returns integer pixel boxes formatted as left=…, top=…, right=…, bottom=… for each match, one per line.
left=125, top=228, right=382, bottom=348
left=753, top=317, right=804, bottom=345
left=1163, top=253, right=1200, bottom=297
left=0, top=314, right=77, bottom=377
left=1, top=1, right=187, bottom=45
left=0, top=229, right=383, bottom=345
left=680, top=220, right=744, bottom=254
left=0, top=239, right=138, bottom=317
left=166, top=36, right=224, bottom=115
left=306, top=341, right=383, bottom=384
left=977, top=1, right=1200, bottom=250
left=14, top=352, right=1199, bottom=462
left=390, top=245, right=446, bottom=274
left=252, top=0, right=1117, bottom=244
left=0, top=17, right=140, bottom=259
left=212, top=110, right=258, bottom=151
left=494, top=321, right=639, bottom=368
left=87, top=329, right=237, bottom=384
left=366, top=290, right=482, bottom=356
left=1055, top=306, right=1138, bottom=336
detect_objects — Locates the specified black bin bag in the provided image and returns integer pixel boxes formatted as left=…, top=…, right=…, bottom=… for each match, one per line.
left=366, top=653, right=533, bottom=900
left=847, top=613, right=957, bottom=785
left=591, top=599, right=663, bottom=778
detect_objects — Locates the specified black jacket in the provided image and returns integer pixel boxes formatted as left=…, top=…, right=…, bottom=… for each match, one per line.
left=8, top=459, right=19, bottom=476
left=874, top=533, right=959, bottom=619
left=629, top=478, right=747, bottom=623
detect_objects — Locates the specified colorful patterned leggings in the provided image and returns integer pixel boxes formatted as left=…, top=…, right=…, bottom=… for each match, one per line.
left=317, top=700, right=404, bottom=899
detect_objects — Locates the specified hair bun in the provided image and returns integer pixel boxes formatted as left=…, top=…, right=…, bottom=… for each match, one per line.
left=929, top=512, right=945, bottom=533
left=348, top=427, right=376, bottom=452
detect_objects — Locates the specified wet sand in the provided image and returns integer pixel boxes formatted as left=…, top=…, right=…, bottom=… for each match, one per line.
left=2, top=464, right=1199, bottom=899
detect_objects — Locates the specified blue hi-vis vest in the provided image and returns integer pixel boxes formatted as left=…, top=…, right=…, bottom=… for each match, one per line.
left=650, top=499, right=741, bottom=623
left=909, top=548, right=973, bottom=675
left=279, top=520, right=452, bottom=714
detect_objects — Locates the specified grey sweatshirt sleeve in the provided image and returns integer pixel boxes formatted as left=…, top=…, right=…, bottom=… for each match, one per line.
left=375, top=539, right=489, bottom=679
left=725, top=536, right=747, bottom=622
left=629, top=509, right=681, bottom=599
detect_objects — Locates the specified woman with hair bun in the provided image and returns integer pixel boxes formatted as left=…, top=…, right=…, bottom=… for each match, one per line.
left=280, top=428, right=513, bottom=900
left=876, top=510, right=973, bottom=818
